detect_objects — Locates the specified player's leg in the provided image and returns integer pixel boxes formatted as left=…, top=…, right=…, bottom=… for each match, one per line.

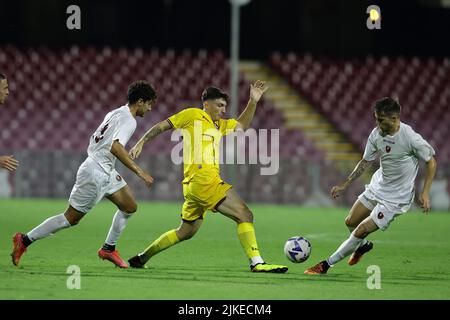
left=96, top=184, right=137, bottom=268
left=11, top=205, right=84, bottom=266
left=26, top=205, right=84, bottom=242
left=20, top=157, right=98, bottom=246
left=327, top=217, right=379, bottom=265
left=175, top=218, right=204, bottom=240
left=103, top=184, right=137, bottom=250
left=346, top=199, right=374, bottom=265
left=216, top=188, right=288, bottom=273
left=128, top=219, right=203, bottom=268
left=128, top=187, right=205, bottom=269
left=304, top=217, right=379, bottom=275
left=345, top=200, right=371, bottom=232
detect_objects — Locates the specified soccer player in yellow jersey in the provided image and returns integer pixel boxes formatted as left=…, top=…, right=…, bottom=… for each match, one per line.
left=127, top=80, right=288, bottom=273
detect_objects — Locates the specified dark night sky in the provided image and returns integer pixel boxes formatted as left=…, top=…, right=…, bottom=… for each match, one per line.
left=0, top=0, right=449, bottom=59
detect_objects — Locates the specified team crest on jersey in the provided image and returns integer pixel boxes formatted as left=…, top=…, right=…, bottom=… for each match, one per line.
left=377, top=212, right=384, bottom=219
left=116, top=175, right=122, bottom=181
left=385, top=146, right=391, bottom=153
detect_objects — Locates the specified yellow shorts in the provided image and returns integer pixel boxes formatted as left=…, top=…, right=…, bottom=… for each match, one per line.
left=181, top=172, right=232, bottom=222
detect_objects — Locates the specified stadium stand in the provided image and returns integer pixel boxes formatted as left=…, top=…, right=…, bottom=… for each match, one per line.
left=1, top=45, right=334, bottom=203
left=0, top=46, right=324, bottom=159
left=3, top=46, right=446, bottom=205
left=270, top=52, right=450, bottom=166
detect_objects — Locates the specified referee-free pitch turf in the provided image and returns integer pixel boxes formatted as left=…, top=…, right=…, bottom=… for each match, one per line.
left=1, top=199, right=449, bottom=299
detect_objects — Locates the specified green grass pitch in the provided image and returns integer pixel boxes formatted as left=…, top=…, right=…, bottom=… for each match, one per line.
left=1, top=199, right=449, bottom=299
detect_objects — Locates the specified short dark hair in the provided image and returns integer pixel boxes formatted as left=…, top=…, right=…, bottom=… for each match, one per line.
left=0, top=73, right=6, bottom=80
left=201, top=86, right=229, bottom=103
left=127, top=80, right=157, bottom=104
left=374, top=97, right=401, bottom=116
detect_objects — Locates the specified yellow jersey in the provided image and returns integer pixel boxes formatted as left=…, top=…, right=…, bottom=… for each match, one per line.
left=168, top=108, right=238, bottom=183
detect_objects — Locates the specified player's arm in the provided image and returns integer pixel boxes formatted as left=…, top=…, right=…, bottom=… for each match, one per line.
left=236, top=80, right=268, bottom=130
left=129, top=120, right=173, bottom=159
left=110, top=140, right=154, bottom=188
left=331, top=159, right=373, bottom=199
left=418, top=156, right=437, bottom=214
left=0, top=155, right=19, bottom=172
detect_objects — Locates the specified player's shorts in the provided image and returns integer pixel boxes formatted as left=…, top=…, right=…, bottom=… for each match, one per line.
left=181, top=170, right=232, bottom=222
left=69, top=157, right=127, bottom=214
left=358, top=187, right=412, bottom=231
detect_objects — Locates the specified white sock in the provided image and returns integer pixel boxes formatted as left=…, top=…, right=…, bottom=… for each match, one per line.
left=250, top=256, right=264, bottom=266
left=327, top=234, right=364, bottom=266
left=27, top=213, right=71, bottom=241
left=347, top=226, right=368, bottom=248
left=105, top=210, right=132, bottom=246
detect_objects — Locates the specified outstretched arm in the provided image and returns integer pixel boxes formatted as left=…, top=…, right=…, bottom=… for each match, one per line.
left=236, top=80, right=268, bottom=130
left=129, top=120, right=172, bottom=159
left=331, top=159, right=373, bottom=199
left=110, top=140, right=154, bottom=188
left=418, top=156, right=437, bottom=214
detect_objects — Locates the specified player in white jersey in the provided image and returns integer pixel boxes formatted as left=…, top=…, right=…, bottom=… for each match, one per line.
left=305, top=97, right=437, bottom=275
left=11, top=81, right=156, bottom=268
left=0, top=73, right=19, bottom=172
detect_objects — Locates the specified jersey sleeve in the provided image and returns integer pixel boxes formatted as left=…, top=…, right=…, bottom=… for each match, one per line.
left=167, top=108, right=198, bottom=129
left=111, top=116, right=136, bottom=147
left=219, top=118, right=238, bottom=136
left=362, top=129, right=379, bottom=161
left=410, top=130, right=435, bottom=162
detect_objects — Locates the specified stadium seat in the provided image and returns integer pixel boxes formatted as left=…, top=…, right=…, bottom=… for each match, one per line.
left=270, top=52, right=450, bottom=165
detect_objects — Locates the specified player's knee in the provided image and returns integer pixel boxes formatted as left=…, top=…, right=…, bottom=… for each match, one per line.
left=67, top=218, right=80, bottom=226
left=64, top=212, right=81, bottom=226
left=237, top=208, right=253, bottom=223
left=345, top=216, right=355, bottom=228
left=121, top=203, right=137, bottom=214
left=245, top=210, right=254, bottom=223
left=353, top=225, right=368, bottom=238
left=177, top=230, right=195, bottom=241
left=182, top=233, right=193, bottom=241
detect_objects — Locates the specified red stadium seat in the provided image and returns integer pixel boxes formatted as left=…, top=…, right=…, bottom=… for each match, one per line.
left=270, top=52, right=450, bottom=164
left=0, top=46, right=325, bottom=164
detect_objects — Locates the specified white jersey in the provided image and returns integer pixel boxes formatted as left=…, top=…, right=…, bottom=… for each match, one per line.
left=87, top=105, right=137, bottom=172
left=363, top=122, right=435, bottom=204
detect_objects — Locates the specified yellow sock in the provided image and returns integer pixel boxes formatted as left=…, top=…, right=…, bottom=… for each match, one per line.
left=142, top=229, right=180, bottom=259
left=237, top=222, right=262, bottom=262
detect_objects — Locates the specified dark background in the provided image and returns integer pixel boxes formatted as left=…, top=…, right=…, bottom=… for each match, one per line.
left=1, top=0, right=449, bottom=59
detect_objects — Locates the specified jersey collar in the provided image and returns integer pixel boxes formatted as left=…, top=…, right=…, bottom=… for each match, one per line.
left=201, top=109, right=220, bottom=129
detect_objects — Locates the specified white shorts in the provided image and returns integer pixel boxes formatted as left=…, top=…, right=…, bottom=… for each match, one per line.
left=69, top=157, right=127, bottom=214
left=358, top=187, right=412, bottom=231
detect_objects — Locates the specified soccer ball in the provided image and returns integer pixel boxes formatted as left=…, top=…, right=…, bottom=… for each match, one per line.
left=284, top=236, right=311, bottom=263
